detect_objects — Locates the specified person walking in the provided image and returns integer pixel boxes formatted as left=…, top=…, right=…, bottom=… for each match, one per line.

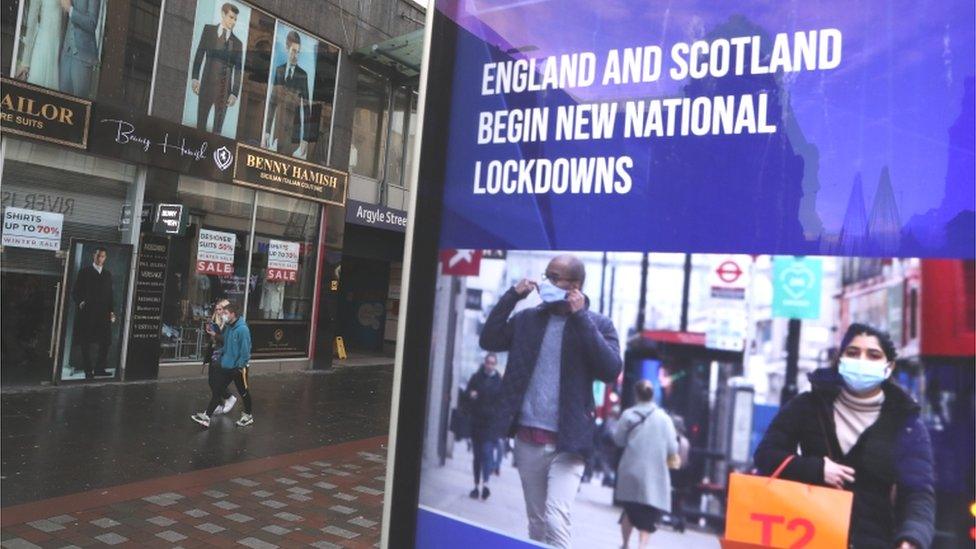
left=466, top=353, right=502, bottom=500
left=613, top=380, right=679, bottom=549
left=480, top=254, right=622, bottom=548
left=202, top=298, right=236, bottom=415
left=191, top=302, right=253, bottom=428
left=753, top=323, right=935, bottom=549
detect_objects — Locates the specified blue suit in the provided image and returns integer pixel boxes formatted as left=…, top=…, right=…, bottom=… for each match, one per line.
left=59, top=0, right=101, bottom=97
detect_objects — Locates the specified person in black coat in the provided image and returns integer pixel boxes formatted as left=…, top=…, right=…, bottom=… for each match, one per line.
left=480, top=254, right=621, bottom=547
left=72, top=247, right=115, bottom=378
left=190, top=2, right=243, bottom=134
left=466, top=352, right=502, bottom=500
left=754, top=323, right=935, bottom=549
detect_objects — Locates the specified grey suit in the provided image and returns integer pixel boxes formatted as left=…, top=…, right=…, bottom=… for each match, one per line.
left=59, top=0, right=101, bottom=97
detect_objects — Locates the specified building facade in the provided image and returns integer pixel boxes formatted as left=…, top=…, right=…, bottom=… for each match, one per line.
left=0, top=0, right=422, bottom=385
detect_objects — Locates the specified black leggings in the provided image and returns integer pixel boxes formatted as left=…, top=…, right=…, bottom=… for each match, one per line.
left=208, top=362, right=231, bottom=400
left=207, top=367, right=252, bottom=416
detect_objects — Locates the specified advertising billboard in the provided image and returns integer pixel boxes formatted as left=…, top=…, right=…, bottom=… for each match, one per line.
left=386, top=0, right=974, bottom=548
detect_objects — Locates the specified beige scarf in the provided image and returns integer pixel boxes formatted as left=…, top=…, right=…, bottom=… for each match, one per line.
left=833, top=389, right=885, bottom=454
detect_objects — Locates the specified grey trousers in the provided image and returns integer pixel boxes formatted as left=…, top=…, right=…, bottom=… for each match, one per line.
left=60, top=56, right=93, bottom=98
left=514, top=438, right=585, bottom=548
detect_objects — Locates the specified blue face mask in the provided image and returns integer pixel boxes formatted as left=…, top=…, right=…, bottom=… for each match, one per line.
left=838, top=357, right=889, bottom=393
left=538, top=280, right=568, bottom=303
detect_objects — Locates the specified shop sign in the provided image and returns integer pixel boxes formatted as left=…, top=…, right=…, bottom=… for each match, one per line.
left=125, top=235, right=169, bottom=380
left=0, top=77, right=90, bottom=149
left=267, top=239, right=300, bottom=283
left=345, top=199, right=407, bottom=233
left=196, top=228, right=236, bottom=276
left=154, top=203, right=186, bottom=235
left=233, top=144, right=347, bottom=206
left=88, top=103, right=235, bottom=182
left=250, top=321, right=310, bottom=358
left=2, top=207, right=63, bottom=251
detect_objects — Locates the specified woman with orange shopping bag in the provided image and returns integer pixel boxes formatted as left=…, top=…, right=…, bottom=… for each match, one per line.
left=753, top=323, right=935, bottom=548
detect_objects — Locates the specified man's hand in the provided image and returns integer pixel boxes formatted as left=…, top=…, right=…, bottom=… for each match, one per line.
left=191, top=80, right=200, bottom=94
left=896, top=541, right=918, bottom=549
left=227, top=94, right=237, bottom=107
left=15, top=65, right=29, bottom=79
left=298, top=140, right=308, bottom=157
left=823, top=457, right=855, bottom=489
left=567, top=289, right=585, bottom=313
left=60, top=0, right=71, bottom=12
left=514, top=278, right=537, bottom=298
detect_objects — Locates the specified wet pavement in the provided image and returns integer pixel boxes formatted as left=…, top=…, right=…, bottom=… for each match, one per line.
left=1, top=366, right=393, bottom=507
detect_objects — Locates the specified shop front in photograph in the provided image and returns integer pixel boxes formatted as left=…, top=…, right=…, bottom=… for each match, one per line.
left=0, top=0, right=350, bottom=385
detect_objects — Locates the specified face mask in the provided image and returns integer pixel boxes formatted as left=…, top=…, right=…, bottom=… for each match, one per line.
left=221, top=313, right=231, bottom=323
left=838, top=357, right=889, bottom=393
left=538, top=280, right=568, bottom=303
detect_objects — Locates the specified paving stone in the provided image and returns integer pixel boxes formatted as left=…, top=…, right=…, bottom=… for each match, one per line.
left=296, top=472, right=317, bottom=479
left=322, top=525, right=359, bottom=539
left=324, top=468, right=351, bottom=476
left=310, top=461, right=331, bottom=467
left=48, top=515, right=76, bottom=524
left=196, top=523, right=226, bottom=534
left=349, top=517, right=379, bottom=528
left=273, top=512, right=302, bottom=522
left=289, top=466, right=311, bottom=472
left=353, top=485, right=383, bottom=496
left=224, top=513, right=254, bottom=523
left=329, top=505, right=355, bottom=515
left=1, top=539, right=43, bottom=549
left=260, top=500, right=287, bottom=509
left=156, top=530, right=187, bottom=543
left=184, top=508, right=209, bottom=518
left=310, top=542, right=342, bottom=549
left=213, top=500, right=240, bottom=510
left=230, top=478, right=260, bottom=487
left=251, top=490, right=274, bottom=498
left=313, top=481, right=336, bottom=490
left=26, top=519, right=64, bottom=533
left=147, top=516, right=177, bottom=527
left=142, top=495, right=178, bottom=507
left=261, top=525, right=291, bottom=535
left=334, top=493, right=357, bottom=501
left=286, top=494, right=312, bottom=502
left=237, top=537, right=278, bottom=549
left=203, top=490, right=228, bottom=498
left=286, top=487, right=311, bottom=495
left=90, top=518, right=121, bottom=528
left=94, top=533, right=128, bottom=545
left=274, top=478, right=298, bottom=485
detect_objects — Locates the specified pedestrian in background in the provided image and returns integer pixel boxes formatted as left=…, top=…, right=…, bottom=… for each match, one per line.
left=480, top=254, right=622, bottom=548
left=754, top=323, right=934, bottom=549
left=613, top=379, right=679, bottom=549
left=192, top=302, right=253, bottom=428
left=202, top=298, right=236, bottom=415
left=466, top=352, right=502, bottom=500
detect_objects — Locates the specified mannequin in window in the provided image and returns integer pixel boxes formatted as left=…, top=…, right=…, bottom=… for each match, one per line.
left=260, top=271, right=285, bottom=319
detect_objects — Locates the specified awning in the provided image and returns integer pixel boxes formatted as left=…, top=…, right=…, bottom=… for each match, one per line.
left=354, top=29, right=425, bottom=78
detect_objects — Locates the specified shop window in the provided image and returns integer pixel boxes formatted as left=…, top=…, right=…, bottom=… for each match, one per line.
left=144, top=172, right=256, bottom=363
left=1, top=0, right=17, bottom=77
left=97, top=0, right=163, bottom=113
left=349, top=68, right=388, bottom=179
left=384, top=86, right=411, bottom=188
left=247, top=191, right=320, bottom=321
left=403, top=91, right=419, bottom=190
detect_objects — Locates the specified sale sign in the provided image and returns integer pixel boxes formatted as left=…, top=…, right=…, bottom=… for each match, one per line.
left=267, top=239, right=299, bottom=283
left=196, top=228, right=236, bottom=276
left=2, top=207, right=63, bottom=251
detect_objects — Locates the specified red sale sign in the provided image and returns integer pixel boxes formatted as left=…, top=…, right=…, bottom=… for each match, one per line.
left=267, top=239, right=300, bottom=284
left=196, top=228, right=236, bottom=277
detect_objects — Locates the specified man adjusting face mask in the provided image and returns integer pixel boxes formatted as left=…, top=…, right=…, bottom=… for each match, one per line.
left=537, top=280, right=568, bottom=303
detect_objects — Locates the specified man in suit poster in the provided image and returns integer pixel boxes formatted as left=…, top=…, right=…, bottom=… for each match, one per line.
left=262, top=23, right=318, bottom=158
left=71, top=247, right=115, bottom=379
left=183, top=0, right=251, bottom=138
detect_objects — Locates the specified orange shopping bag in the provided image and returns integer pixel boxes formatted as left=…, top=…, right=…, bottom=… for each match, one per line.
left=724, top=456, right=853, bottom=549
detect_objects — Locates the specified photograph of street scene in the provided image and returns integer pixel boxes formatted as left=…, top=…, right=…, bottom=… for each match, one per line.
left=418, top=250, right=974, bottom=548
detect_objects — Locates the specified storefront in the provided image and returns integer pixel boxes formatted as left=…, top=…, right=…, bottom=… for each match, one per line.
left=0, top=0, right=387, bottom=384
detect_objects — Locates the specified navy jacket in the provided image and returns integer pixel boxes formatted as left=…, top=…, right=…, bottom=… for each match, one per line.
left=479, top=288, right=622, bottom=459
left=754, top=368, right=935, bottom=549
left=466, top=368, right=503, bottom=439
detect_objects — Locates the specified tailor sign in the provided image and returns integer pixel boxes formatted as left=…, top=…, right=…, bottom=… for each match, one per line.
left=772, top=257, right=823, bottom=319
left=0, top=78, right=90, bottom=148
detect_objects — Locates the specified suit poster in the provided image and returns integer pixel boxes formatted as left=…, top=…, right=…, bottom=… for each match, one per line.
left=261, top=21, right=317, bottom=159
left=12, top=0, right=108, bottom=99
left=58, top=239, right=132, bottom=382
left=181, top=0, right=252, bottom=139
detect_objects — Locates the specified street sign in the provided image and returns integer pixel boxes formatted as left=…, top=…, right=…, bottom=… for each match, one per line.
left=772, top=257, right=823, bottom=319
left=439, top=249, right=483, bottom=276
left=710, top=256, right=750, bottom=300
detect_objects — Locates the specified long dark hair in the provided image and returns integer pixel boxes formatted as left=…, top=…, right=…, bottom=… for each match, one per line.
left=836, top=322, right=898, bottom=365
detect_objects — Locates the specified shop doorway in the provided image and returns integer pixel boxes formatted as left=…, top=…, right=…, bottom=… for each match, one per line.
left=0, top=268, right=63, bottom=384
left=338, top=256, right=391, bottom=354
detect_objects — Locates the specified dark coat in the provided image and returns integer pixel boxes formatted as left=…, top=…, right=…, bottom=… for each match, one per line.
left=753, top=368, right=935, bottom=549
left=265, top=63, right=311, bottom=150
left=192, top=24, right=243, bottom=100
left=72, top=264, right=114, bottom=344
left=466, top=368, right=502, bottom=439
left=479, top=288, right=622, bottom=459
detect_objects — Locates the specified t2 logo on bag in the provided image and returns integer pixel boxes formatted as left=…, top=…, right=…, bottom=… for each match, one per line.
left=750, top=513, right=815, bottom=548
